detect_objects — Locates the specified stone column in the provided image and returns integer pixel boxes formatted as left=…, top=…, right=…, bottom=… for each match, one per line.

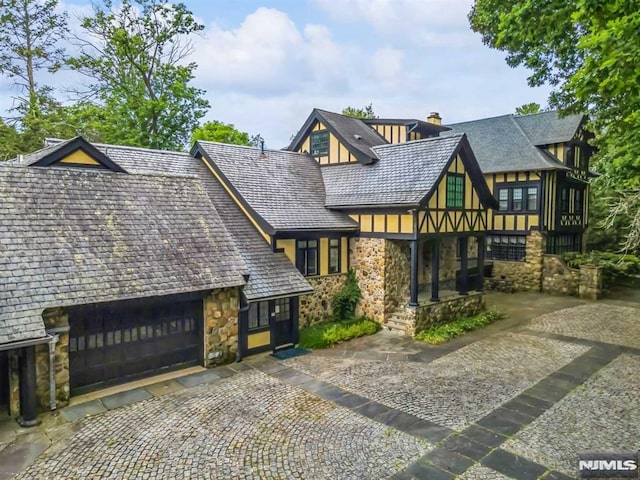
left=459, top=237, right=468, bottom=295
left=579, top=265, right=603, bottom=300
left=409, top=239, right=419, bottom=306
left=431, top=239, right=440, bottom=302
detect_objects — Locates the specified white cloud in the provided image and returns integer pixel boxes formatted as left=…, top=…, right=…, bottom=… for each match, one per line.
left=190, top=8, right=355, bottom=95
left=370, top=46, right=404, bottom=89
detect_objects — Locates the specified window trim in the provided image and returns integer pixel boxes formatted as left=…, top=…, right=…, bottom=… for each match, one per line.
left=495, top=183, right=539, bottom=213
left=310, top=130, right=329, bottom=156
left=487, top=234, right=527, bottom=262
left=328, top=238, right=341, bottom=274
left=248, top=301, right=271, bottom=332
left=446, top=173, right=465, bottom=209
left=296, top=239, right=319, bottom=276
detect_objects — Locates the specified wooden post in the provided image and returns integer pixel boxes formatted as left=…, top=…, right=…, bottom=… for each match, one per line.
left=409, top=239, right=419, bottom=306
left=476, top=235, right=485, bottom=292
left=459, top=237, right=469, bottom=295
left=18, top=346, right=40, bottom=427
left=431, top=239, right=440, bottom=302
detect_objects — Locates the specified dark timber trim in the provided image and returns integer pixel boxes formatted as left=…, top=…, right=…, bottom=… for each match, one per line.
left=409, top=239, right=419, bottom=306
left=31, top=136, right=127, bottom=173
left=459, top=237, right=469, bottom=295
left=431, top=239, right=440, bottom=302
left=476, top=235, right=485, bottom=291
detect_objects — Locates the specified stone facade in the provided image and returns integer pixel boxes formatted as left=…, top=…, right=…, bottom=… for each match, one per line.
left=489, top=230, right=545, bottom=292
left=203, top=287, right=240, bottom=367
left=383, top=240, right=410, bottom=317
left=411, top=292, right=485, bottom=335
left=418, top=237, right=458, bottom=287
left=542, top=255, right=580, bottom=296
left=298, top=274, right=347, bottom=327
left=351, top=238, right=387, bottom=323
left=34, top=308, right=71, bottom=410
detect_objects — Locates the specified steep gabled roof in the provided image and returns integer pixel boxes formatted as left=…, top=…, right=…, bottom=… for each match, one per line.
left=288, top=108, right=387, bottom=164
left=363, top=118, right=450, bottom=137
left=193, top=141, right=358, bottom=233
left=21, top=136, right=127, bottom=172
left=445, top=114, right=569, bottom=173
left=513, top=111, right=585, bottom=146
left=119, top=150, right=313, bottom=301
left=0, top=165, right=247, bottom=344
left=322, top=134, right=497, bottom=209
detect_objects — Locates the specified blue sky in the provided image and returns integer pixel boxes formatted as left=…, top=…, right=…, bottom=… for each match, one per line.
left=2, top=0, right=552, bottom=148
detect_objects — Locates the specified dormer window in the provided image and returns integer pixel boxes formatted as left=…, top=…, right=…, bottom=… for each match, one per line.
left=310, top=131, right=329, bottom=156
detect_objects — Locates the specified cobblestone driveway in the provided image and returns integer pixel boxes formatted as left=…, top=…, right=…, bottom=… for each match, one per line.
left=5, top=292, right=640, bottom=480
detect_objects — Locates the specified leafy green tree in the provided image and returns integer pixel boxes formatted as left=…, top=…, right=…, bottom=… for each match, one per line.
left=342, top=103, right=377, bottom=119
left=0, top=120, right=21, bottom=160
left=0, top=0, right=68, bottom=119
left=190, top=121, right=251, bottom=146
left=469, top=0, right=640, bottom=252
left=515, top=102, right=544, bottom=115
left=69, top=0, right=209, bottom=150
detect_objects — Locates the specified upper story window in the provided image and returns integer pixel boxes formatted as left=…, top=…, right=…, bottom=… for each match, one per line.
left=446, top=174, right=464, bottom=208
left=310, top=131, right=329, bottom=156
left=575, top=189, right=583, bottom=214
left=297, top=240, right=318, bottom=276
left=560, top=187, right=569, bottom=213
left=496, top=186, right=539, bottom=213
left=329, top=238, right=341, bottom=274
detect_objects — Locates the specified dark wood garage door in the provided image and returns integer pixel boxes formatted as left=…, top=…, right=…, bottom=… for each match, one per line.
left=68, top=295, right=202, bottom=394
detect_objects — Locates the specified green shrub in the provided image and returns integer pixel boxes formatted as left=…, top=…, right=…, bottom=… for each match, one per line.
left=562, top=251, right=640, bottom=285
left=298, top=317, right=380, bottom=349
left=415, top=309, right=504, bottom=344
left=331, top=269, right=362, bottom=321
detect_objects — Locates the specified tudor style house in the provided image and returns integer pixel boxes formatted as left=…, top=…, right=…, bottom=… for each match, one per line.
left=446, top=111, right=592, bottom=290
left=0, top=107, right=591, bottom=423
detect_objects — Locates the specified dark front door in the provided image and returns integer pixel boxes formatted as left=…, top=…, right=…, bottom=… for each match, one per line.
left=69, top=295, right=202, bottom=394
left=273, top=297, right=294, bottom=349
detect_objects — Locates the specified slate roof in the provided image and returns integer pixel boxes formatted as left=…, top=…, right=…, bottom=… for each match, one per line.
left=0, top=166, right=247, bottom=344
left=362, top=118, right=450, bottom=137
left=114, top=150, right=313, bottom=301
left=288, top=109, right=387, bottom=164
left=445, top=114, right=570, bottom=173
left=194, top=141, right=358, bottom=233
left=322, top=134, right=480, bottom=208
left=514, top=111, right=585, bottom=146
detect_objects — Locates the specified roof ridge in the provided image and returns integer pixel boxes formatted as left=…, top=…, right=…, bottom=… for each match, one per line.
left=372, top=133, right=463, bottom=150
left=46, top=137, right=192, bottom=157
left=196, top=140, right=308, bottom=157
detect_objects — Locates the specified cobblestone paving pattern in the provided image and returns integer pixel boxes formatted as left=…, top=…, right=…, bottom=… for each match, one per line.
left=17, top=370, right=429, bottom=480
left=286, top=333, right=588, bottom=430
left=503, top=354, right=640, bottom=476
left=527, top=303, right=640, bottom=348
left=458, top=464, right=514, bottom=479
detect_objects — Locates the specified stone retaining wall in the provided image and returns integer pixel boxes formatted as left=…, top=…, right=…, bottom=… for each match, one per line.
left=488, top=230, right=545, bottom=292
left=410, top=292, right=485, bottom=335
left=298, top=274, right=347, bottom=327
left=203, top=287, right=240, bottom=366
left=542, top=255, right=580, bottom=296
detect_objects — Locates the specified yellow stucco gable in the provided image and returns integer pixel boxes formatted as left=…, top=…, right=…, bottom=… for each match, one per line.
left=58, top=149, right=102, bottom=166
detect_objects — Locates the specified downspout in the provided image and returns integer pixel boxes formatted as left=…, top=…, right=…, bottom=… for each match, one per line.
left=48, top=334, right=58, bottom=411
left=236, top=291, right=250, bottom=363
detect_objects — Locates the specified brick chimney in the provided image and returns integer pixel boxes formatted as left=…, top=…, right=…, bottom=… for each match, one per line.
left=427, top=112, right=442, bottom=125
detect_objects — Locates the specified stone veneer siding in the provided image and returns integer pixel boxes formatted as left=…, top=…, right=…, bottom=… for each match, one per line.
left=34, top=308, right=71, bottom=410
left=579, top=265, right=603, bottom=300
left=203, top=287, right=240, bottom=367
left=298, top=274, right=347, bottom=327
left=351, top=238, right=386, bottom=323
left=383, top=240, right=410, bottom=317
left=489, top=230, right=545, bottom=292
left=412, top=292, right=485, bottom=335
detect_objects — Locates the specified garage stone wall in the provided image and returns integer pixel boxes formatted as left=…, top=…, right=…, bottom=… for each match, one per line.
left=488, top=230, right=545, bottom=292
left=542, top=255, right=580, bottom=296
left=412, top=292, right=485, bottom=335
left=299, top=274, right=347, bottom=327
left=351, top=238, right=386, bottom=323
left=203, top=287, right=240, bottom=367
left=35, top=307, right=70, bottom=410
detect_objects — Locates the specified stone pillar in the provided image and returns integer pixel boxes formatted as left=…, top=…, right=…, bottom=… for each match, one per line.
left=525, top=230, right=545, bottom=291
left=8, top=350, right=20, bottom=417
left=409, top=239, right=419, bottom=306
left=431, top=239, right=440, bottom=302
left=459, top=237, right=468, bottom=295
left=37, top=308, right=70, bottom=410
left=203, top=288, right=240, bottom=367
left=579, top=265, right=603, bottom=300
left=350, top=238, right=385, bottom=323
left=476, top=235, right=485, bottom=292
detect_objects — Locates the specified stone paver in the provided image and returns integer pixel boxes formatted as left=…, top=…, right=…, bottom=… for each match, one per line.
left=458, top=464, right=514, bottom=480
left=503, top=353, right=640, bottom=476
left=286, top=332, right=588, bottom=430
left=527, top=303, right=640, bottom=349
left=17, top=370, right=429, bottom=480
